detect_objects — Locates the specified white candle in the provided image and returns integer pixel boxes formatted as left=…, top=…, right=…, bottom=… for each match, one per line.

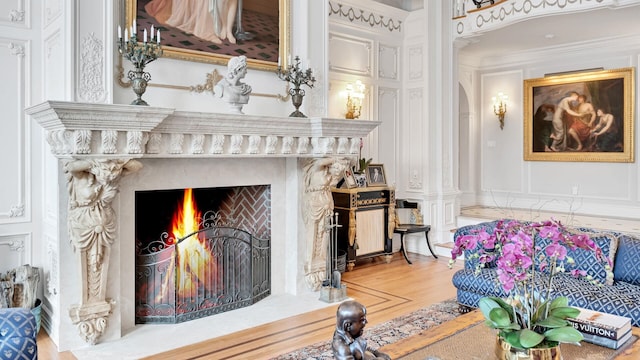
left=278, top=56, right=281, bottom=67
left=306, top=58, right=311, bottom=70
left=150, top=25, right=154, bottom=40
left=133, top=21, right=136, bottom=35
left=124, top=28, right=128, bottom=42
left=143, top=29, right=147, bottom=42
left=157, top=30, right=160, bottom=44
left=118, top=25, right=121, bottom=39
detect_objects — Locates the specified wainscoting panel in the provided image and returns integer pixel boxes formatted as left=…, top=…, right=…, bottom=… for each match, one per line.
left=0, top=0, right=27, bottom=28
left=407, top=88, right=424, bottom=190
left=0, top=38, right=27, bottom=223
left=378, top=44, right=398, bottom=80
left=407, top=45, right=423, bottom=81
left=328, top=32, right=372, bottom=76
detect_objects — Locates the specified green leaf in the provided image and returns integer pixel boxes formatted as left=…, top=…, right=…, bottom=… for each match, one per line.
left=548, top=297, right=569, bottom=309
left=489, top=307, right=512, bottom=327
left=479, top=297, right=502, bottom=320
left=487, top=296, right=516, bottom=319
left=535, top=317, right=568, bottom=328
left=544, top=326, right=584, bottom=343
left=519, top=328, right=545, bottom=348
left=503, top=331, right=525, bottom=349
left=549, top=306, right=580, bottom=319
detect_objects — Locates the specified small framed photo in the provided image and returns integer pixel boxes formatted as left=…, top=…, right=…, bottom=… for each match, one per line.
left=366, top=164, right=386, bottom=186
left=353, top=171, right=367, bottom=188
left=343, top=168, right=357, bottom=189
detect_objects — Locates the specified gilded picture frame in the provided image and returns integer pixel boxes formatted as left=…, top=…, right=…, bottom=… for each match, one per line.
left=523, top=67, right=634, bottom=162
left=126, top=0, right=289, bottom=71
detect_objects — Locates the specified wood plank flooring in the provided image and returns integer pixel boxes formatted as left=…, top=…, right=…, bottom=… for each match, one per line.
left=37, top=252, right=460, bottom=359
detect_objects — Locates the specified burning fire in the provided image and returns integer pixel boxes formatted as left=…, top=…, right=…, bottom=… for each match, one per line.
left=158, top=188, right=213, bottom=302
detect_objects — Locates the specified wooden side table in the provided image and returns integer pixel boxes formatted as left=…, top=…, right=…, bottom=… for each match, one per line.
left=394, top=224, right=438, bottom=264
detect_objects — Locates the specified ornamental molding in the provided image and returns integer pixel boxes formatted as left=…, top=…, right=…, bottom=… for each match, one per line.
left=79, top=33, right=106, bottom=103
left=454, top=0, right=634, bottom=38
left=26, top=101, right=381, bottom=159
left=328, top=1, right=403, bottom=33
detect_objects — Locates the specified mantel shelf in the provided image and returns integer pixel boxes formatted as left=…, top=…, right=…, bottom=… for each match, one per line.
left=26, top=101, right=380, bottom=159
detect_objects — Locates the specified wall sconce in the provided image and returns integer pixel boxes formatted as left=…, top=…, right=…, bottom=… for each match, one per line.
left=492, top=92, right=508, bottom=130
left=345, top=80, right=365, bottom=119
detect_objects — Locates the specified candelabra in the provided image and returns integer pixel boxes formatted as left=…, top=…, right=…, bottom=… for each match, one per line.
left=276, top=56, right=316, bottom=117
left=117, top=24, right=163, bottom=106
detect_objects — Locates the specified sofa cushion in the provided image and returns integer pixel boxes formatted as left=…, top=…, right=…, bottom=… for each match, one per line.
left=613, top=234, right=640, bottom=286
left=0, top=308, right=38, bottom=360
left=535, top=228, right=617, bottom=285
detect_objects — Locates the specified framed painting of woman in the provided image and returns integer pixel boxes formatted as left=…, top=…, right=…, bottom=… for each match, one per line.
left=126, top=0, right=289, bottom=70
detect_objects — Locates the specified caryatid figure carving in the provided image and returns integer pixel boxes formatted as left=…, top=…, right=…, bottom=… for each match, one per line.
left=65, top=158, right=142, bottom=344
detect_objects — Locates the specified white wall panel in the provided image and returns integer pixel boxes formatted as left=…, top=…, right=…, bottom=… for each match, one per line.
left=328, top=33, right=372, bottom=76
left=480, top=70, right=524, bottom=194
left=0, top=38, right=27, bottom=223
left=0, top=0, right=28, bottom=28
left=407, top=88, right=423, bottom=190
left=378, top=87, right=399, bottom=185
left=407, top=45, right=422, bottom=80
left=44, top=30, right=64, bottom=100
left=43, top=0, right=62, bottom=28
left=378, top=44, right=398, bottom=80
left=0, top=234, right=30, bottom=274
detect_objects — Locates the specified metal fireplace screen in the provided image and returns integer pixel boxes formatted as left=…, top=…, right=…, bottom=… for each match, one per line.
left=135, top=226, right=270, bottom=324
left=134, top=186, right=271, bottom=324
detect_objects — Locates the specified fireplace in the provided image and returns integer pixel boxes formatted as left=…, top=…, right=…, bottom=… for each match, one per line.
left=134, top=186, right=271, bottom=324
left=26, top=101, right=380, bottom=349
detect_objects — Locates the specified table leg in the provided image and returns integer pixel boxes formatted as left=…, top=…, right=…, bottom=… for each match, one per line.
left=424, top=230, right=438, bottom=259
left=399, top=233, right=412, bottom=264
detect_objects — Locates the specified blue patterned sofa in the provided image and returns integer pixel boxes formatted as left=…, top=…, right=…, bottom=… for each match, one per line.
left=451, top=220, right=640, bottom=327
left=0, top=307, right=38, bottom=360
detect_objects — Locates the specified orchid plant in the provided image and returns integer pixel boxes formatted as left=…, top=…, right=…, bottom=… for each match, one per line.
left=449, top=218, right=613, bottom=350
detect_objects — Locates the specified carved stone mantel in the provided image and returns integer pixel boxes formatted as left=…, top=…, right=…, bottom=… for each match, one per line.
left=26, top=101, right=380, bottom=345
left=26, top=101, right=380, bottom=158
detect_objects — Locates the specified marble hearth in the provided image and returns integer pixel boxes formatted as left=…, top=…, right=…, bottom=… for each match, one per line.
left=26, top=101, right=380, bottom=352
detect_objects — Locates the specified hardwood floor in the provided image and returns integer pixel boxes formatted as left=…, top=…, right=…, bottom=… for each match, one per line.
left=37, top=252, right=460, bottom=360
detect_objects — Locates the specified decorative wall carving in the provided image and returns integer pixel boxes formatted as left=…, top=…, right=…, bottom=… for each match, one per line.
left=301, top=157, right=350, bottom=291
left=2, top=1, right=26, bottom=27
left=455, top=0, right=621, bottom=37
left=78, top=33, right=106, bottom=103
left=328, top=1, right=402, bottom=33
left=26, top=101, right=380, bottom=158
left=65, top=158, right=143, bottom=344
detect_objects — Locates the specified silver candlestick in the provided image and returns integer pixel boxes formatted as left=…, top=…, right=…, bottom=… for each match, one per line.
left=117, top=24, right=163, bottom=106
left=276, top=56, right=316, bottom=117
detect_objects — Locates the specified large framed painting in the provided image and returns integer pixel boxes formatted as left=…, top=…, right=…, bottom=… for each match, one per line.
left=126, top=0, right=289, bottom=71
left=523, top=67, right=634, bottom=162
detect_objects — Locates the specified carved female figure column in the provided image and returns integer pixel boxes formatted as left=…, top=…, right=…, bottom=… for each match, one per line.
left=301, top=157, right=349, bottom=290
left=65, top=158, right=142, bottom=344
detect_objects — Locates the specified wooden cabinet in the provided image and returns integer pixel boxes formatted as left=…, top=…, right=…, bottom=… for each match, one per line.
left=331, top=186, right=395, bottom=271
